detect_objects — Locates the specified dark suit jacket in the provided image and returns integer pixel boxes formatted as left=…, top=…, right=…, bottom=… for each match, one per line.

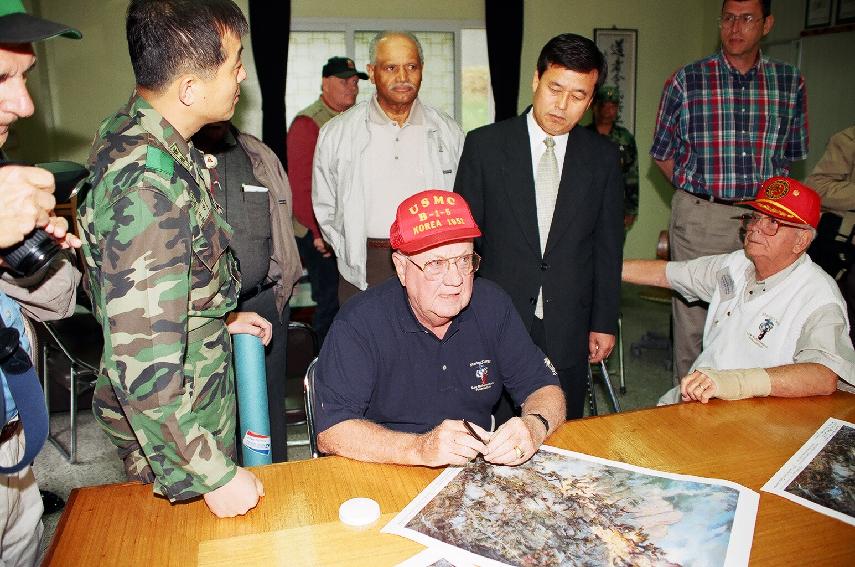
left=455, top=112, right=624, bottom=369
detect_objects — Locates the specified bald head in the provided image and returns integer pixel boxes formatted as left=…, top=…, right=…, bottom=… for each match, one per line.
left=368, top=31, right=423, bottom=65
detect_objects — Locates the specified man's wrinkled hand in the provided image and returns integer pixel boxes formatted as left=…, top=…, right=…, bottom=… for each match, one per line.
left=203, top=467, right=264, bottom=518
left=43, top=215, right=82, bottom=250
left=588, top=332, right=615, bottom=363
left=226, top=311, right=273, bottom=345
left=416, top=420, right=488, bottom=467
left=483, top=416, right=539, bottom=465
left=0, top=165, right=56, bottom=248
left=680, top=370, right=717, bottom=403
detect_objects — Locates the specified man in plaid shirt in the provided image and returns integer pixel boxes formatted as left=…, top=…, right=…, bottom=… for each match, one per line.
left=650, top=0, right=808, bottom=383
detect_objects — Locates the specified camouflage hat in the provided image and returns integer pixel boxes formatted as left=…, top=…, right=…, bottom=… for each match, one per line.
left=595, top=85, right=621, bottom=104
left=0, top=0, right=81, bottom=43
left=738, top=177, right=821, bottom=229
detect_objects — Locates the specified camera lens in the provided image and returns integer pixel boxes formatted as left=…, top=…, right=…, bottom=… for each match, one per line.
left=0, top=229, right=62, bottom=277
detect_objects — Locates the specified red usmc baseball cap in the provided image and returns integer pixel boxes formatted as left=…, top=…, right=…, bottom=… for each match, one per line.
left=390, top=190, right=481, bottom=254
left=739, top=177, right=821, bottom=229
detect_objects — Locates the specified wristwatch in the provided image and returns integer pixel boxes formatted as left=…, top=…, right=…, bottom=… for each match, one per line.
left=525, top=413, right=549, bottom=434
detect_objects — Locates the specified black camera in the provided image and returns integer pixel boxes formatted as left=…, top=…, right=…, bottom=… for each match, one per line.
left=0, top=161, right=88, bottom=277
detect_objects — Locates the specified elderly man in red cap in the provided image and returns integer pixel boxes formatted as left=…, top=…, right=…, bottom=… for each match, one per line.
left=314, top=190, right=565, bottom=466
left=624, top=177, right=854, bottom=404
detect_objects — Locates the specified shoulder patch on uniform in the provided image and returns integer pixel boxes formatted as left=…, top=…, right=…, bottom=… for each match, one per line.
left=146, top=146, right=174, bottom=178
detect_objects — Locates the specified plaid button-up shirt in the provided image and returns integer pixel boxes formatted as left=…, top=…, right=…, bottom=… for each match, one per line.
left=650, top=50, right=808, bottom=200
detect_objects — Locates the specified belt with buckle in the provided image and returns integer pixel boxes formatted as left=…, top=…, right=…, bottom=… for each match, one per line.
left=685, top=190, right=740, bottom=206
left=239, top=280, right=276, bottom=302
left=0, top=420, right=21, bottom=445
left=367, top=238, right=391, bottom=249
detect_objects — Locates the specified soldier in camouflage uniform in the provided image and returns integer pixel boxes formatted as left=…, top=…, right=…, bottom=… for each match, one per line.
left=76, top=0, right=269, bottom=518
left=586, top=85, right=639, bottom=230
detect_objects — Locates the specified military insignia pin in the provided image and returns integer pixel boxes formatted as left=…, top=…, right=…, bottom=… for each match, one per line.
left=765, top=179, right=790, bottom=199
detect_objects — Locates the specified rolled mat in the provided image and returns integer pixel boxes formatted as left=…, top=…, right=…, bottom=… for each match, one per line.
left=233, top=333, right=272, bottom=466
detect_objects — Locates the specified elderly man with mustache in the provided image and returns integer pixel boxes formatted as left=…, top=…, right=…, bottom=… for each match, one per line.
left=312, top=31, right=464, bottom=304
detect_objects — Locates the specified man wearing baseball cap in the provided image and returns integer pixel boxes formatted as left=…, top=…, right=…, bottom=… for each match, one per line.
left=314, top=190, right=565, bottom=466
left=624, top=177, right=854, bottom=405
left=288, top=57, right=367, bottom=344
left=0, top=1, right=81, bottom=564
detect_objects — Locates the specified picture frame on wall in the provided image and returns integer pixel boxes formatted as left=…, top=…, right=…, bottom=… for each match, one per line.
left=804, top=0, right=833, bottom=28
left=837, top=0, right=855, bottom=24
left=593, top=27, right=637, bottom=135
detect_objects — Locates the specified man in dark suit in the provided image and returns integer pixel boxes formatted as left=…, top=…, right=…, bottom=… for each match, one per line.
left=455, top=33, right=624, bottom=420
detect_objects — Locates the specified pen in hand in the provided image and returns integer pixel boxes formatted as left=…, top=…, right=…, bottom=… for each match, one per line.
left=462, top=419, right=485, bottom=461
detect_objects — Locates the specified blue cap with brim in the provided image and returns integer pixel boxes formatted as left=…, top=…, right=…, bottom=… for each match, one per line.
left=0, top=0, right=82, bottom=43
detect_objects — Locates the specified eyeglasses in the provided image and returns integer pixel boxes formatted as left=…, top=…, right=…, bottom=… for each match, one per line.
left=739, top=213, right=803, bottom=236
left=406, top=253, right=481, bottom=280
left=718, top=13, right=765, bottom=30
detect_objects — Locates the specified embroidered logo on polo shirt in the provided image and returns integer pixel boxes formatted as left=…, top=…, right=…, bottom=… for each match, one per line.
left=747, top=313, right=778, bottom=348
left=469, top=359, right=494, bottom=391
left=717, top=268, right=735, bottom=301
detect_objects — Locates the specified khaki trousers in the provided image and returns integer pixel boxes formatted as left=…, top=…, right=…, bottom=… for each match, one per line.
left=0, top=426, right=43, bottom=567
left=668, top=190, right=744, bottom=383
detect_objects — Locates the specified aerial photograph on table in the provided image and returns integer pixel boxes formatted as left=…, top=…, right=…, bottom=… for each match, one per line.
left=384, top=446, right=759, bottom=567
left=763, top=418, right=855, bottom=526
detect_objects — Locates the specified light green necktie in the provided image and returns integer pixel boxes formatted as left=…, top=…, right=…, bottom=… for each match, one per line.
left=535, top=136, right=559, bottom=318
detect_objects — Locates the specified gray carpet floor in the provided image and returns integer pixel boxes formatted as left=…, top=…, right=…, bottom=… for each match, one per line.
left=33, top=283, right=673, bottom=556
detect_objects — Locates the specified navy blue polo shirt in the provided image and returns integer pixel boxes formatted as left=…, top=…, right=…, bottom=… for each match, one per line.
left=314, top=277, right=559, bottom=435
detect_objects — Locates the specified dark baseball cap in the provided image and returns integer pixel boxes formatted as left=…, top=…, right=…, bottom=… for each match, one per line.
left=0, top=0, right=82, bottom=43
left=322, top=57, right=368, bottom=80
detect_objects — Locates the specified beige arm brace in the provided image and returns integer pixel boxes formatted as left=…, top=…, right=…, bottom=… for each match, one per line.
left=697, top=367, right=772, bottom=400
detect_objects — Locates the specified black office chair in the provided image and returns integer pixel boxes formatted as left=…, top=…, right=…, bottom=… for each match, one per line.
left=303, top=357, right=320, bottom=458
left=285, top=321, right=319, bottom=452
left=39, top=311, right=102, bottom=463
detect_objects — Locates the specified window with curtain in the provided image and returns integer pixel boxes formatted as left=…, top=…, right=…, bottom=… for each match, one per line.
left=285, top=21, right=493, bottom=132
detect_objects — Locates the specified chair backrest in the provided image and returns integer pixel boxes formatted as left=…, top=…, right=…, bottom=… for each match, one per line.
left=656, top=229, right=670, bottom=260
left=286, top=321, right=319, bottom=379
left=41, top=315, right=101, bottom=374
left=303, top=357, right=320, bottom=458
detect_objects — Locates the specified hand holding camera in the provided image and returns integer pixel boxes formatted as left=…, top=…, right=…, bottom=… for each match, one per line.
left=0, top=162, right=85, bottom=275
left=0, top=165, right=56, bottom=247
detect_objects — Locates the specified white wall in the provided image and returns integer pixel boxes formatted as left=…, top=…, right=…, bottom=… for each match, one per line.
left=25, top=1, right=829, bottom=260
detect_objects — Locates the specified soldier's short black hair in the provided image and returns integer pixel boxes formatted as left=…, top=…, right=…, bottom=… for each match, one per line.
left=536, top=33, right=607, bottom=92
left=127, top=0, right=248, bottom=91
left=722, top=0, right=772, bottom=18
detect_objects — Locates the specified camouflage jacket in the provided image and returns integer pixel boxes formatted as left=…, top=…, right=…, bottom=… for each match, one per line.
left=586, top=122, right=639, bottom=216
left=76, top=93, right=240, bottom=499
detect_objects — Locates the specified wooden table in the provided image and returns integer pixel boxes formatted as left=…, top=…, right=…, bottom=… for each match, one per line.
left=45, top=393, right=855, bottom=566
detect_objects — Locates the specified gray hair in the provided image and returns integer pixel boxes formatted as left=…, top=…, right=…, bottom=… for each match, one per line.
left=368, top=31, right=424, bottom=65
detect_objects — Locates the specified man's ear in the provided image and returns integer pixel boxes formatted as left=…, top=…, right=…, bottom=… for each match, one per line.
left=793, top=228, right=813, bottom=254
left=531, top=69, right=540, bottom=93
left=177, top=75, right=197, bottom=107
left=366, top=64, right=376, bottom=85
left=762, top=14, right=775, bottom=37
left=392, top=252, right=407, bottom=286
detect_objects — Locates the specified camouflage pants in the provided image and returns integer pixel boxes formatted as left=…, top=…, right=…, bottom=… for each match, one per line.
left=92, top=318, right=237, bottom=498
